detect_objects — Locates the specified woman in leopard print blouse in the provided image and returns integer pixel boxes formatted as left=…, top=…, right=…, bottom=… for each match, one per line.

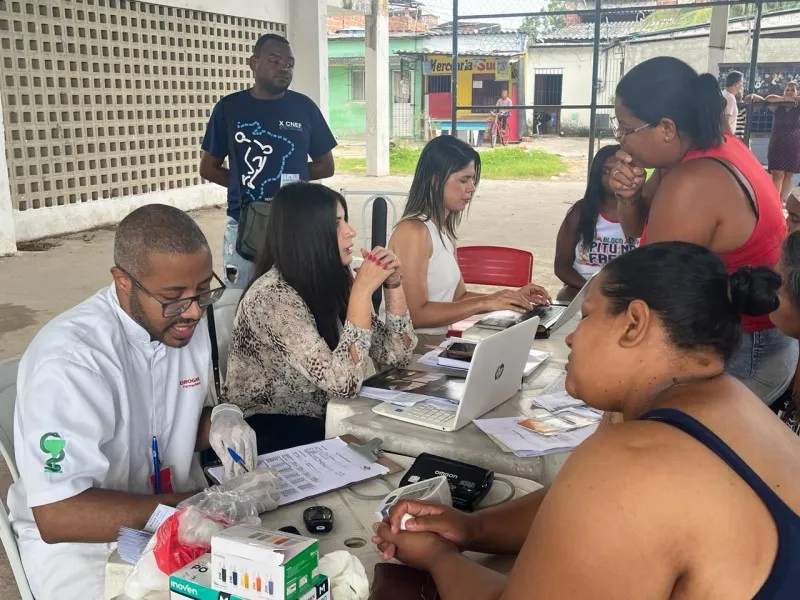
left=223, top=183, right=417, bottom=452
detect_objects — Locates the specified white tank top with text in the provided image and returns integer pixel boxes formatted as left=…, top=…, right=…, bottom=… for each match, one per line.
left=573, top=213, right=639, bottom=279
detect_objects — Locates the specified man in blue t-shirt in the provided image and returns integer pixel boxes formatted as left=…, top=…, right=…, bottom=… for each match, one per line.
left=199, top=33, right=337, bottom=287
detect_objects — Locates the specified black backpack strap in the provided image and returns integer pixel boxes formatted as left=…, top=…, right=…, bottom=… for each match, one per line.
left=207, top=304, right=221, bottom=399
left=222, top=94, right=245, bottom=215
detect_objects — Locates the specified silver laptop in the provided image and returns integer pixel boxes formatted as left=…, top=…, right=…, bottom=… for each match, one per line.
left=371, top=316, right=540, bottom=432
left=475, top=271, right=598, bottom=334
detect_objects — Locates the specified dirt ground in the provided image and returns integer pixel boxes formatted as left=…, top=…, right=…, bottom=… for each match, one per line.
left=0, top=141, right=588, bottom=597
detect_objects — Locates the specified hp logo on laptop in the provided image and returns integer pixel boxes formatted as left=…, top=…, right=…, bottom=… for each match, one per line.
left=494, top=364, right=505, bottom=380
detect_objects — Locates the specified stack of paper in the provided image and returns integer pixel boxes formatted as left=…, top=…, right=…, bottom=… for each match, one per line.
left=361, top=368, right=465, bottom=409
left=475, top=417, right=599, bottom=457
left=474, top=390, right=603, bottom=457
left=117, top=504, right=177, bottom=564
left=207, top=437, right=390, bottom=504
left=418, top=338, right=550, bottom=378
left=118, top=527, right=153, bottom=564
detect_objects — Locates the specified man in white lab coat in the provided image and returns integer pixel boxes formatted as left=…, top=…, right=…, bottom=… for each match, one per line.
left=7, top=205, right=259, bottom=600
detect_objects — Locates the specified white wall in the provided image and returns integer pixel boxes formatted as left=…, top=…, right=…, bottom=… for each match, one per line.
left=289, top=0, right=329, bottom=117
left=15, top=186, right=226, bottom=242
left=0, top=103, right=14, bottom=255
left=152, top=0, right=290, bottom=22
left=626, top=30, right=800, bottom=68
left=0, top=0, right=342, bottom=251
left=527, top=31, right=800, bottom=134
left=527, top=45, right=596, bottom=133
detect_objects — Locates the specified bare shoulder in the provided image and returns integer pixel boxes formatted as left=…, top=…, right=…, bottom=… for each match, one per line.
left=548, top=419, right=716, bottom=514
left=389, top=219, right=432, bottom=251
left=658, top=159, right=742, bottom=205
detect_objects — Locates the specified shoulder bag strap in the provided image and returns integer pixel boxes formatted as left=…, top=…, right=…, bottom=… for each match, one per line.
left=222, top=95, right=246, bottom=213
left=207, top=304, right=221, bottom=399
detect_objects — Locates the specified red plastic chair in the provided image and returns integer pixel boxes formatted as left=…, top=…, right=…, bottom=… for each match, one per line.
left=456, top=245, right=533, bottom=288
left=446, top=246, right=534, bottom=339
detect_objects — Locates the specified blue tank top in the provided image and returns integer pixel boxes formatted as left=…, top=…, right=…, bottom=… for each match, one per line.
left=640, top=408, right=800, bottom=599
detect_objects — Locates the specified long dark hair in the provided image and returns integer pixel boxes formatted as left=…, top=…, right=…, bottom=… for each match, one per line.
left=571, top=144, right=620, bottom=251
left=248, top=183, right=352, bottom=349
left=401, top=135, right=481, bottom=241
left=616, top=57, right=725, bottom=149
left=601, top=242, right=779, bottom=360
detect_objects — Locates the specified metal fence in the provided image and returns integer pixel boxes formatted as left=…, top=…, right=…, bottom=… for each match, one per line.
left=449, top=0, right=773, bottom=175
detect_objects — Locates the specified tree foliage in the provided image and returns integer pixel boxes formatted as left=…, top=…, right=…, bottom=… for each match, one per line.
left=518, top=0, right=567, bottom=39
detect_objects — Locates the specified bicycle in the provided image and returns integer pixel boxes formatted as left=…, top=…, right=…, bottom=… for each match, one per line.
left=487, top=111, right=510, bottom=148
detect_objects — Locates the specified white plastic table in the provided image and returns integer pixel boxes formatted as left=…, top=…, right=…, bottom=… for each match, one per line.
left=325, top=316, right=578, bottom=485
left=105, top=453, right=542, bottom=600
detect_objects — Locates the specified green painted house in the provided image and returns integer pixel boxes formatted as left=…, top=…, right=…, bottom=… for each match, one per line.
left=328, top=33, right=425, bottom=140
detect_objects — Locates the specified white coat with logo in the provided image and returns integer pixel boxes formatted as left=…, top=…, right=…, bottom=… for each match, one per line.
left=7, top=284, right=212, bottom=600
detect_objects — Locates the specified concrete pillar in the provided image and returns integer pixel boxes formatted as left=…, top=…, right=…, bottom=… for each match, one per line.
left=366, top=0, right=390, bottom=177
left=0, top=95, right=16, bottom=256
left=707, top=5, right=730, bottom=74
left=289, top=0, right=329, bottom=120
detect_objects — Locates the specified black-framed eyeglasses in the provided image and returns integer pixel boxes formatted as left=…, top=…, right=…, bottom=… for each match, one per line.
left=610, top=115, right=655, bottom=143
left=117, top=266, right=226, bottom=317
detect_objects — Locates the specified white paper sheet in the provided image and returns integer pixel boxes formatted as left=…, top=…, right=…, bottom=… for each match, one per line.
left=143, top=504, right=177, bottom=533
left=207, top=438, right=390, bottom=505
left=530, top=391, right=584, bottom=412
left=474, top=417, right=598, bottom=457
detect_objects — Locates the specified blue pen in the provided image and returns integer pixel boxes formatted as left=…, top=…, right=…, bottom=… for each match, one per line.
left=152, top=436, right=161, bottom=495
left=227, top=447, right=250, bottom=473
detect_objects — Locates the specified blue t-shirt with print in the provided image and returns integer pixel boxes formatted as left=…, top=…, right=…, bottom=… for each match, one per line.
left=201, top=89, right=337, bottom=220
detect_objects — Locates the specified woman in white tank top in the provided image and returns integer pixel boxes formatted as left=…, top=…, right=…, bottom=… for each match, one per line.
left=389, top=136, right=552, bottom=346
left=555, top=144, right=639, bottom=301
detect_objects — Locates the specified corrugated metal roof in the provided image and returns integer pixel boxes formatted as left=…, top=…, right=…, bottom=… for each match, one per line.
left=535, top=8, right=800, bottom=43
left=328, top=56, right=404, bottom=66
left=538, top=20, right=642, bottom=42
left=396, top=50, right=524, bottom=58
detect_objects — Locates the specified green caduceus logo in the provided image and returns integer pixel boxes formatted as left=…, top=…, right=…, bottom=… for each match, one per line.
left=39, top=433, right=66, bottom=474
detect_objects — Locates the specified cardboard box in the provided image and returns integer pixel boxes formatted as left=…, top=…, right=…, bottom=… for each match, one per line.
left=169, top=555, right=329, bottom=600
left=211, top=526, right=319, bottom=600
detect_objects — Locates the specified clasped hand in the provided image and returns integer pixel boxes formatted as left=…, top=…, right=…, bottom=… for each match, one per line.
left=609, top=149, right=646, bottom=200
left=371, top=499, right=473, bottom=571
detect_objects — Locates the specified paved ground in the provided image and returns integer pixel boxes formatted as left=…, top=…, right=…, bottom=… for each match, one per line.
left=0, top=144, right=587, bottom=597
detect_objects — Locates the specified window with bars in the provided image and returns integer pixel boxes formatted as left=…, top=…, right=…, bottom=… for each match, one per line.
left=350, top=69, right=365, bottom=102
left=428, top=75, right=451, bottom=94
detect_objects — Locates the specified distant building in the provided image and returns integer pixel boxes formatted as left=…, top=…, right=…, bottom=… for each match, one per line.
left=527, top=8, right=800, bottom=137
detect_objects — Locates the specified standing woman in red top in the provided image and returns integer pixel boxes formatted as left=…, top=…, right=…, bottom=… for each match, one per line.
left=609, top=56, right=796, bottom=406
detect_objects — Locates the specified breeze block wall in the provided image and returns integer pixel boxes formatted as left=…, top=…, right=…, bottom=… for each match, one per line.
left=0, top=0, right=285, bottom=213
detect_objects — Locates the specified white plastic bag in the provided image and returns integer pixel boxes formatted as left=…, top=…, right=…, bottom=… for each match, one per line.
left=122, top=468, right=281, bottom=599
left=319, top=551, right=369, bottom=600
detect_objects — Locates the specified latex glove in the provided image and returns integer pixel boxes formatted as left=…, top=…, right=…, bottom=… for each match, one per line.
left=223, top=468, right=282, bottom=514
left=209, top=403, right=257, bottom=479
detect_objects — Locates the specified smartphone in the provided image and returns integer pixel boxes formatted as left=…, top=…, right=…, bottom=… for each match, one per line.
left=442, top=342, right=476, bottom=361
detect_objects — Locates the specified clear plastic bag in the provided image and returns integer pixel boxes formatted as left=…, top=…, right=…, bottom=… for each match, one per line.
left=122, top=468, right=281, bottom=599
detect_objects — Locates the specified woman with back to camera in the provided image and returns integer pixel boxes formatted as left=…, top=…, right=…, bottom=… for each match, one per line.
left=608, top=56, right=795, bottom=406
left=222, top=183, right=416, bottom=453
left=389, top=135, right=551, bottom=346
left=372, top=242, right=800, bottom=600
left=749, top=82, right=800, bottom=201
left=554, top=144, right=639, bottom=301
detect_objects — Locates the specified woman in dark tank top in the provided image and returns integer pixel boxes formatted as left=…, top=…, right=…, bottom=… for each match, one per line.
left=373, top=242, right=800, bottom=600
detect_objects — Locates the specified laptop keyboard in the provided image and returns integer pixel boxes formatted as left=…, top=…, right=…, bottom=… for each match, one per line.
left=524, top=305, right=560, bottom=324
left=402, top=403, right=455, bottom=424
